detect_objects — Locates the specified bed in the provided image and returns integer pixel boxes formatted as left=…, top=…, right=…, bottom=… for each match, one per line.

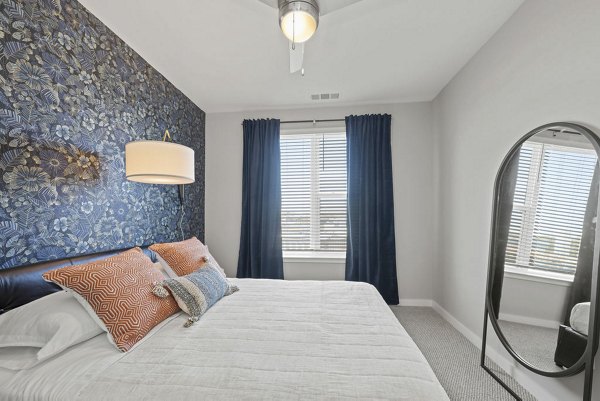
left=0, top=251, right=449, bottom=401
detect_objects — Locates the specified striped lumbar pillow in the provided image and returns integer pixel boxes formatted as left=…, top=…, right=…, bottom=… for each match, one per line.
left=43, top=248, right=180, bottom=352
left=154, top=263, right=238, bottom=327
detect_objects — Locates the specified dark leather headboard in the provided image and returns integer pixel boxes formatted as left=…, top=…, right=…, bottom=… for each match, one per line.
left=0, top=247, right=156, bottom=314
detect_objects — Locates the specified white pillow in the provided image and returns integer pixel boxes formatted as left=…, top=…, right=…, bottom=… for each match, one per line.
left=205, top=247, right=227, bottom=277
left=153, top=261, right=170, bottom=278
left=154, top=253, right=178, bottom=278
left=570, top=302, right=590, bottom=336
left=0, top=291, right=103, bottom=370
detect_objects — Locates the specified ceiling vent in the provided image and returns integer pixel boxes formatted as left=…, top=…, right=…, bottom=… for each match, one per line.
left=311, top=93, right=340, bottom=101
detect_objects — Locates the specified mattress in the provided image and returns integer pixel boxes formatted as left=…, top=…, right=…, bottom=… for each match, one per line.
left=570, top=302, right=590, bottom=336
left=0, top=279, right=449, bottom=401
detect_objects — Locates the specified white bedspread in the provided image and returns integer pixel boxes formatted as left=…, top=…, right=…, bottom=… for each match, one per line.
left=1, top=279, right=449, bottom=401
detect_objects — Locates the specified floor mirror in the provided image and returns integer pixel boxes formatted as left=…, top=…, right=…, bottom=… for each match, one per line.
left=481, top=122, right=600, bottom=401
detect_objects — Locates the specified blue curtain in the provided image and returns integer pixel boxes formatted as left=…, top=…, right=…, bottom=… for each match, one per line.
left=345, top=114, right=399, bottom=304
left=236, top=119, right=284, bottom=279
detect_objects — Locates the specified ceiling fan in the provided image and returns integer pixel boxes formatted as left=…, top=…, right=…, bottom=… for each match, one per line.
left=257, top=0, right=365, bottom=74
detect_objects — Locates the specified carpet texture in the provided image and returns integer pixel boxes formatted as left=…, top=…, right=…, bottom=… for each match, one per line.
left=498, top=320, right=560, bottom=372
left=391, top=306, right=537, bottom=401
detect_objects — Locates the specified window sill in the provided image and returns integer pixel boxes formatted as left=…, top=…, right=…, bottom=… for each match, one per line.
left=283, top=251, right=346, bottom=264
left=504, top=265, right=574, bottom=287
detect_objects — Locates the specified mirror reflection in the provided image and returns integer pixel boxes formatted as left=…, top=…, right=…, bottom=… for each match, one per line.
left=492, top=126, right=598, bottom=372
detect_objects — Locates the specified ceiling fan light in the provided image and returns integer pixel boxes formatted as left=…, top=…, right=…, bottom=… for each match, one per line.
left=278, top=0, right=319, bottom=43
left=280, top=11, right=317, bottom=43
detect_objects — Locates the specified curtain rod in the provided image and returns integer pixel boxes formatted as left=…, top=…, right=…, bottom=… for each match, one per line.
left=547, top=128, right=581, bottom=135
left=241, top=118, right=345, bottom=126
left=281, top=119, right=345, bottom=124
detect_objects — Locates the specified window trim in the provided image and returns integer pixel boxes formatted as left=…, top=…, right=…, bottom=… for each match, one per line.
left=281, top=126, right=346, bottom=136
left=283, top=251, right=346, bottom=263
left=504, top=264, right=573, bottom=287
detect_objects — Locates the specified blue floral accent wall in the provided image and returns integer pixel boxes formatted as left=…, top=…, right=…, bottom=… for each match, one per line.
left=0, top=0, right=205, bottom=269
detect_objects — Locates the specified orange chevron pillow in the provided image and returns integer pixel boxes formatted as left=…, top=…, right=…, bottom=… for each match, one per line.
left=150, top=237, right=213, bottom=277
left=43, top=248, right=179, bottom=352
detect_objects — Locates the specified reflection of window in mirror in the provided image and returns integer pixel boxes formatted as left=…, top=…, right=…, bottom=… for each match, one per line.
left=506, top=134, right=598, bottom=278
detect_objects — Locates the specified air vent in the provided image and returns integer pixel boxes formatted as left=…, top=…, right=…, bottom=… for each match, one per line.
left=311, top=93, right=340, bottom=101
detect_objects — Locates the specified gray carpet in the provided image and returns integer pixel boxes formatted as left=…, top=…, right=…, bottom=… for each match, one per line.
left=391, top=306, right=537, bottom=401
left=498, top=320, right=561, bottom=372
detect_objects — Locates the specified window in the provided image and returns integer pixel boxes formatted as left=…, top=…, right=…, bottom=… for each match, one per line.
left=506, top=140, right=597, bottom=275
left=280, top=131, right=347, bottom=255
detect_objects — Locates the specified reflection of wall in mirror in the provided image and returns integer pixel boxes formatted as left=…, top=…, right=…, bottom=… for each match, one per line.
left=528, top=129, right=594, bottom=150
left=499, top=275, right=570, bottom=328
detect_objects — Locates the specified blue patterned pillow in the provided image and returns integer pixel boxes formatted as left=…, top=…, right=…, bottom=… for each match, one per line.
left=154, top=263, right=238, bottom=327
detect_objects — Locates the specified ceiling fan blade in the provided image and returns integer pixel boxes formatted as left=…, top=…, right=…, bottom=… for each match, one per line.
left=319, top=0, right=366, bottom=15
left=289, top=42, right=304, bottom=73
left=256, top=0, right=367, bottom=15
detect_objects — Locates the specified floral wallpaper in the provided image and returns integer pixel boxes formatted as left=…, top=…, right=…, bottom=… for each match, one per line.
left=0, top=0, right=205, bottom=269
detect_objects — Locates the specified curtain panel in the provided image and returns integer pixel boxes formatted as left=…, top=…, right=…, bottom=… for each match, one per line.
left=345, top=114, right=399, bottom=304
left=237, top=119, right=284, bottom=279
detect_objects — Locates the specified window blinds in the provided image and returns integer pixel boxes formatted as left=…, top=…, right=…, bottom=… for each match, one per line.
left=280, top=132, right=347, bottom=253
left=506, top=141, right=597, bottom=274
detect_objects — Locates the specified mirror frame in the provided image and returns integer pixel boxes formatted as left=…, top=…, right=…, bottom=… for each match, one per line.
left=485, top=122, right=600, bottom=379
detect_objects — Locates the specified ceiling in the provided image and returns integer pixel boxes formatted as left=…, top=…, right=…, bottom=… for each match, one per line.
left=257, top=0, right=366, bottom=16
left=78, top=0, right=524, bottom=113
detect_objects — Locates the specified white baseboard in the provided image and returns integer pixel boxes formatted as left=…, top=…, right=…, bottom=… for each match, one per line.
left=397, top=299, right=433, bottom=307
left=498, top=312, right=560, bottom=329
left=430, top=301, right=515, bottom=372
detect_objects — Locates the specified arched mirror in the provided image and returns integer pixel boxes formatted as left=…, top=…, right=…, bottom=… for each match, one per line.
left=482, top=122, right=600, bottom=401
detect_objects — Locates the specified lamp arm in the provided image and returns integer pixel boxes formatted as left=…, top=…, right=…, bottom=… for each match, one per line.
left=178, top=184, right=185, bottom=240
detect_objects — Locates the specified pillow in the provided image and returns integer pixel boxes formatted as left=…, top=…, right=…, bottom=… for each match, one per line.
left=0, top=291, right=103, bottom=370
left=153, top=261, right=170, bottom=278
left=150, top=237, right=226, bottom=277
left=43, top=248, right=179, bottom=352
left=154, top=263, right=238, bottom=327
left=204, top=246, right=226, bottom=277
left=570, top=302, right=590, bottom=335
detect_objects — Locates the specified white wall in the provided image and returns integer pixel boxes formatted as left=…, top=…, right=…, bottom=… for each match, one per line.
left=433, top=0, right=600, bottom=399
left=205, top=102, right=435, bottom=301
left=499, top=277, right=570, bottom=326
